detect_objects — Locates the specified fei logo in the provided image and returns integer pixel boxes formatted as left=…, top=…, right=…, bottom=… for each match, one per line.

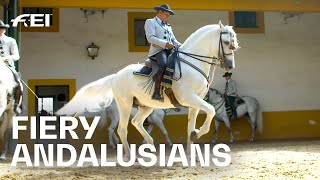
left=11, top=14, right=52, bottom=27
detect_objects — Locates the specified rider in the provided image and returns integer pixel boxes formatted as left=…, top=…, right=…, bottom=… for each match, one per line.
left=0, top=20, right=22, bottom=113
left=144, top=4, right=181, bottom=101
left=223, top=72, right=238, bottom=119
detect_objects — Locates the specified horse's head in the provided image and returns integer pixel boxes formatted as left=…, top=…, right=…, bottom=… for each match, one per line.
left=217, top=21, right=239, bottom=72
left=204, top=88, right=224, bottom=105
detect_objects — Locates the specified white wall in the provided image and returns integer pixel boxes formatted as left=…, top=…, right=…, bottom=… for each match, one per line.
left=16, top=8, right=320, bottom=114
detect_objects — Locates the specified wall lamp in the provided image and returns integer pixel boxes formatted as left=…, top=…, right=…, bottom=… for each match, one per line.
left=87, top=43, right=99, bottom=60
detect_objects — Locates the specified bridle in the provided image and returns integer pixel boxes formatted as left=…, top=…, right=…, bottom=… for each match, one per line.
left=204, top=88, right=225, bottom=113
left=176, top=30, right=236, bottom=83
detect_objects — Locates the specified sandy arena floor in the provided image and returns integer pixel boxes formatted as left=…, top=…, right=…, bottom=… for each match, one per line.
left=0, top=140, right=319, bottom=179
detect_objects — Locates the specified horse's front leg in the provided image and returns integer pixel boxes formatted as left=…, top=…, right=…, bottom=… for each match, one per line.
left=187, top=95, right=215, bottom=141
left=186, top=107, right=200, bottom=155
left=0, top=111, right=13, bottom=161
left=142, top=124, right=154, bottom=144
left=222, top=116, right=234, bottom=143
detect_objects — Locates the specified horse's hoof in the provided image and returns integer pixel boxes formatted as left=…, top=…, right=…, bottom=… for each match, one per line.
left=211, top=140, right=217, bottom=144
left=190, top=131, right=198, bottom=141
left=168, top=143, right=173, bottom=147
left=250, top=138, right=255, bottom=142
left=229, top=139, right=234, bottom=143
left=0, top=156, right=6, bottom=161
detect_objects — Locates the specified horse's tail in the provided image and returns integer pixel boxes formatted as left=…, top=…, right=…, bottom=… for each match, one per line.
left=252, top=97, right=263, bottom=133
left=55, top=74, right=116, bottom=116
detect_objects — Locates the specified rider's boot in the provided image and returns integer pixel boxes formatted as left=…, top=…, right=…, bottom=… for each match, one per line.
left=152, top=68, right=164, bottom=101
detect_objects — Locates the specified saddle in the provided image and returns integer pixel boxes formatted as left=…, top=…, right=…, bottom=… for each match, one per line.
left=133, top=51, right=182, bottom=107
left=225, top=96, right=245, bottom=119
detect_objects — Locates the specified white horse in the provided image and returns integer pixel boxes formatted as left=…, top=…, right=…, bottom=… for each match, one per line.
left=57, top=22, right=239, bottom=158
left=0, top=59, right=22, bottom=161
left=98, top=99, right=173, bottom=148
left=205, top=88, right=261, bottom=143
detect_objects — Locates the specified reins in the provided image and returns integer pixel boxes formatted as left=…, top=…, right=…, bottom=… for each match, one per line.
left=175, top=31, right=232, bottom=84
left=205, top=88, right=225, bottom=113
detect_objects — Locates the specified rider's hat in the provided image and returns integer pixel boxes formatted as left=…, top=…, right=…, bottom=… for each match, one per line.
left=0, top=20, right=9, bottom=29
left=154, top=4, right=175, bottom=15
left=222, top=72, right=232, bottom=77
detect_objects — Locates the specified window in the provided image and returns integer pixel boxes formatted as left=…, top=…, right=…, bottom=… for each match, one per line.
left=128, top=12, right=155, bottom=52
left=229, top=11, right=264, bottom=34
left=37, top=96, right=54, bottom=115
left=20, top=7, right=60, bottom=32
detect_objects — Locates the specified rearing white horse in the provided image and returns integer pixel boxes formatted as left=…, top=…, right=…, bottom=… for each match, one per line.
left=57, top=22, right=239, bottom=158
left=0, top=59, right=20, bottom=160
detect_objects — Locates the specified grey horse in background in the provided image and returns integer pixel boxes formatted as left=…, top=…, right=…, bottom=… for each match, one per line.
left=205, top=88, right=261, bottom=143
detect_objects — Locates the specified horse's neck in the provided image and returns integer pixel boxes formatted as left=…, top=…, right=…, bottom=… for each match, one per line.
left=180, top=29, right=219, bottom=81
left=0, top=61, right=15, bottom=91
left=208, top=65, right=217, bottom=85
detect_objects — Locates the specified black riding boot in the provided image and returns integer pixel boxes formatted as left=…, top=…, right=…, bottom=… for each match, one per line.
left=152, top=69, right=164, bottom=101
left=13, top=84, right=22, bottom=114
left=232, top=110, right=238, bottom=120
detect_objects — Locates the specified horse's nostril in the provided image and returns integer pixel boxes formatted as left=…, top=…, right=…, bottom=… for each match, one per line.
left=229, top=66, right=232, bottom=69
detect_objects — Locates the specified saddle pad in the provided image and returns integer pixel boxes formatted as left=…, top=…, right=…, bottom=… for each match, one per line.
left=133, top=66, right=152, bottom=77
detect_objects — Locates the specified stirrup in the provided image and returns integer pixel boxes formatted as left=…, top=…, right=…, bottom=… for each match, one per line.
left=152, top=93, right=164, bottom=101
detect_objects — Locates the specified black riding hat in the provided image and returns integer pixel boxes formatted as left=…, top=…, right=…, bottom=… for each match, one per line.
left=154, top=4, right=175, bottom=15
left=0, top=20, right=9, bottom=29
left=222, top=72, right=232, bottom=77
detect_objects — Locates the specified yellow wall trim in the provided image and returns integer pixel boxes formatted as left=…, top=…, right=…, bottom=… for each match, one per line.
left=123, top=110, right=320, bottom=144
left=20, top=0, right=320, bottom=12
left=81, top=109, right=320, bottom=146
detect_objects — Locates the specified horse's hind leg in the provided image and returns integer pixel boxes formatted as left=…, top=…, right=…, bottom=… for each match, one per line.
left=115, top=97, right=133, bottom=159
left=108, top=118, right=119, bottom=149
left=107, top=107, right=120, bottom=149
left=153, top=117, right=172, bottom=146
left=212, top=118, right=220, bottom=144
left=248, top=112, right=257, bottom=142
left=131, top=106, right=154, bottom=145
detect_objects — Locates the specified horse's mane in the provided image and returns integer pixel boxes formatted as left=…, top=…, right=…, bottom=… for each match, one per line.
left=182, top=24, right=239, bottom=50
left=210, top=88, right=223, bottom=98
left=225, top=25, right=239, bottom=50
left=183, top=24, right=219, bottom=46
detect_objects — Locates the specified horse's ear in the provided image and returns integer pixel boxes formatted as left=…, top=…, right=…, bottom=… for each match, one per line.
left=219, top=20, right=226, bottom=31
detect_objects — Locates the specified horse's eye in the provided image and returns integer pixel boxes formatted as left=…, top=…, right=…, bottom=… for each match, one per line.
left=224, top=41, right=230, bottom=45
